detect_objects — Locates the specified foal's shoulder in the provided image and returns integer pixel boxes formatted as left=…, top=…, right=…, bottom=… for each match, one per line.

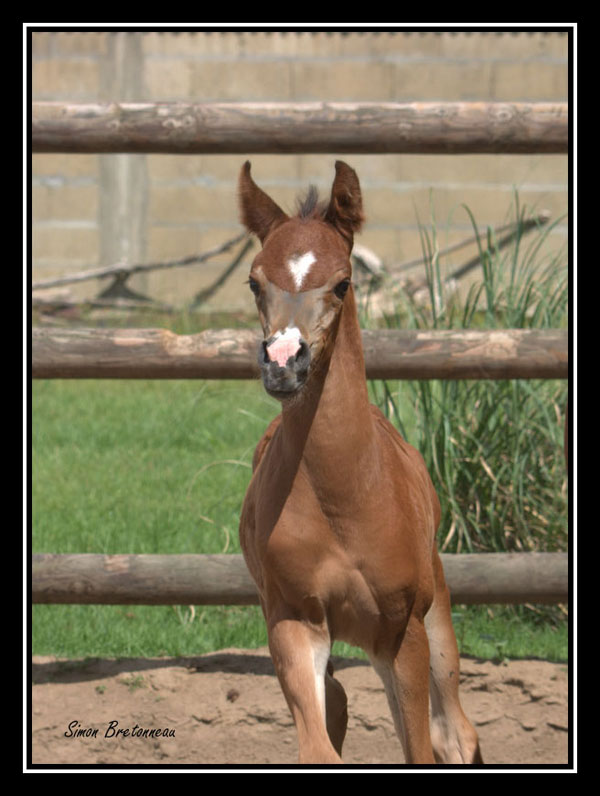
left=369, top=403, right=440, bottom=523
left=369, top=404, right=424, bottom=463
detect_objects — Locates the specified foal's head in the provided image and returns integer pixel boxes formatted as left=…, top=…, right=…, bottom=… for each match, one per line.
left=239, top=160, right=364, bottom=400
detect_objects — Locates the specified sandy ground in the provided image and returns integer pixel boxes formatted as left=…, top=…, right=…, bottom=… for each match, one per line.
left=30, top=647, right=570, bottom=770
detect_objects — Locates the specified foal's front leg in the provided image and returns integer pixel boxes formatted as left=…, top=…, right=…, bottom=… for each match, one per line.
left=268, top=616, right=343, bottom=764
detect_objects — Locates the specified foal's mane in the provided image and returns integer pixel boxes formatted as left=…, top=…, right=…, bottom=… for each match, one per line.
left=295, top=185, right=328, bottom=220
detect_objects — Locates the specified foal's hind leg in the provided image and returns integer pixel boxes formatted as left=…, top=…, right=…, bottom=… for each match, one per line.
left=425, top=547, right=483, bottom=763
left=325, top=660, right=348, bottom=755
left=372, top=615, right=436, bottom=764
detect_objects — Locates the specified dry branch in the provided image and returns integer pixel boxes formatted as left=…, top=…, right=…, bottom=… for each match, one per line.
left=191, top=237, right=254, bottom=307
left=31, top=232, right=249, bottom=291
left=389, top=212, right=551, bottom=275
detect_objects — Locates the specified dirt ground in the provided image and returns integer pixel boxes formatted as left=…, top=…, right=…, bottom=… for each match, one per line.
left=30, top=647, right=570, bottom=770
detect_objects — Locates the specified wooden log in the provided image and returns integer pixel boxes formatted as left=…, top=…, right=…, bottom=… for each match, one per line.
left=32, top=327, right=261, bottom=380
left=441, top=552, right=569, bottom=605
left=31, top=327, right=568, bottom=381
left=31, top=101, right=568, bottom=154
left=361, top=328, right=568, bottom=380
left=32, top=554, right=259, bottom=606
left=31, top=552, right=568, bottom=606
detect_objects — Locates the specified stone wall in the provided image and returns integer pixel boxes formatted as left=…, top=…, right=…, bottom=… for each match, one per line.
left=31, top=30, right=569, bottom=312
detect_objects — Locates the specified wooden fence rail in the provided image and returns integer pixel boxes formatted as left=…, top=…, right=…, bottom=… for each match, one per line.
left=31, top=552, right=568, bottom=606
left=31, top=101, right=568, bottom=155
left=32, top=327, right=567, bottom=381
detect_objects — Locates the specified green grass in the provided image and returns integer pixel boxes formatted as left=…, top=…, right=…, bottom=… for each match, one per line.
left=31, top=601, right=568, bottom=662
left=32, top=379, right=278, bottom=556
left=32, top=379, right=279, bottom=659
left=449, top=604, right=568, bottom=663
left=32, top=603, right=269, bottom=659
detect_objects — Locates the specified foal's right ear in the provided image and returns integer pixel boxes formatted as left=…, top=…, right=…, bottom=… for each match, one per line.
left=238, top=161, right=289, bottom=244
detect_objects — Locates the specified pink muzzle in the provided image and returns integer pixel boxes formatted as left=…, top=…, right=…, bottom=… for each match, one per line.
left=266, top=328, right=302, bottom=368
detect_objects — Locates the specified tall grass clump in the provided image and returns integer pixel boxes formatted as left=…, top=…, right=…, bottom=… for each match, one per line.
left=363, top=194, right=568, bottom=556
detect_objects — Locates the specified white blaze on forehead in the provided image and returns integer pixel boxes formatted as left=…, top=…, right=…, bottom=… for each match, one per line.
left=287, top=251, right=316, bottom=290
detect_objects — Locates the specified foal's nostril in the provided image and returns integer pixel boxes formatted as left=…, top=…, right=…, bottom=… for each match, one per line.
left=296, top=340, right=308, bottom=358
left=261, top=340, right=270, bottom=364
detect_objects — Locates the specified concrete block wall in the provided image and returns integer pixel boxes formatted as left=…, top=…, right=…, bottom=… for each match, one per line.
left=31, top=30, right=569, bottom=312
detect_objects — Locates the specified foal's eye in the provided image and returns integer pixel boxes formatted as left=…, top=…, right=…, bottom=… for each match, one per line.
left=334, top=278, right=351, bottom=300
left=248, top=277, right=260, bottom=297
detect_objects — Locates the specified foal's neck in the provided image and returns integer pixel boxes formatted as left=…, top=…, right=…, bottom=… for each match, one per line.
left=280, top=288, right=377, bottom=480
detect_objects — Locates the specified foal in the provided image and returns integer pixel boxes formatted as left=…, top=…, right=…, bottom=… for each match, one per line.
left=238, top=161, right=482, bottom=765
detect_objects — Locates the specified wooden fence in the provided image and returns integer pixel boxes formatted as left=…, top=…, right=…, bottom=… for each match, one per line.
left=31, top=101, right=569, bottom=607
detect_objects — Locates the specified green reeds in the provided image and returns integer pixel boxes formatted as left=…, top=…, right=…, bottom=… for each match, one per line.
left=364, top=194, right=568, bottom=555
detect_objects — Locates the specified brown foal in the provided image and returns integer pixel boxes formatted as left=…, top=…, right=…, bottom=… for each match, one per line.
left=238, top=160, right=482, bottom=765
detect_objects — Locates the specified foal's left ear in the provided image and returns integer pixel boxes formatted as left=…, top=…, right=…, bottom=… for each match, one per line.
left=324, top=161, right=365, bottom=250
left=238, top=161, right=289, bottom=244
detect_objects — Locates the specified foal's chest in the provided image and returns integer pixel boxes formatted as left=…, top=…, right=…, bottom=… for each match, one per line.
left=261, top=499, right=426, bottom=647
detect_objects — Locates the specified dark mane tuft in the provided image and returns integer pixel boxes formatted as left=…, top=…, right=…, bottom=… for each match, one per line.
left=296, top=185, right=327, bottom=220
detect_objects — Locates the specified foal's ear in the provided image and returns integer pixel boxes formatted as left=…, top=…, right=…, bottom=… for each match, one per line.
left=324, top=161, right=365, bottom=250
left=238, top=161, right=289, bottom=244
